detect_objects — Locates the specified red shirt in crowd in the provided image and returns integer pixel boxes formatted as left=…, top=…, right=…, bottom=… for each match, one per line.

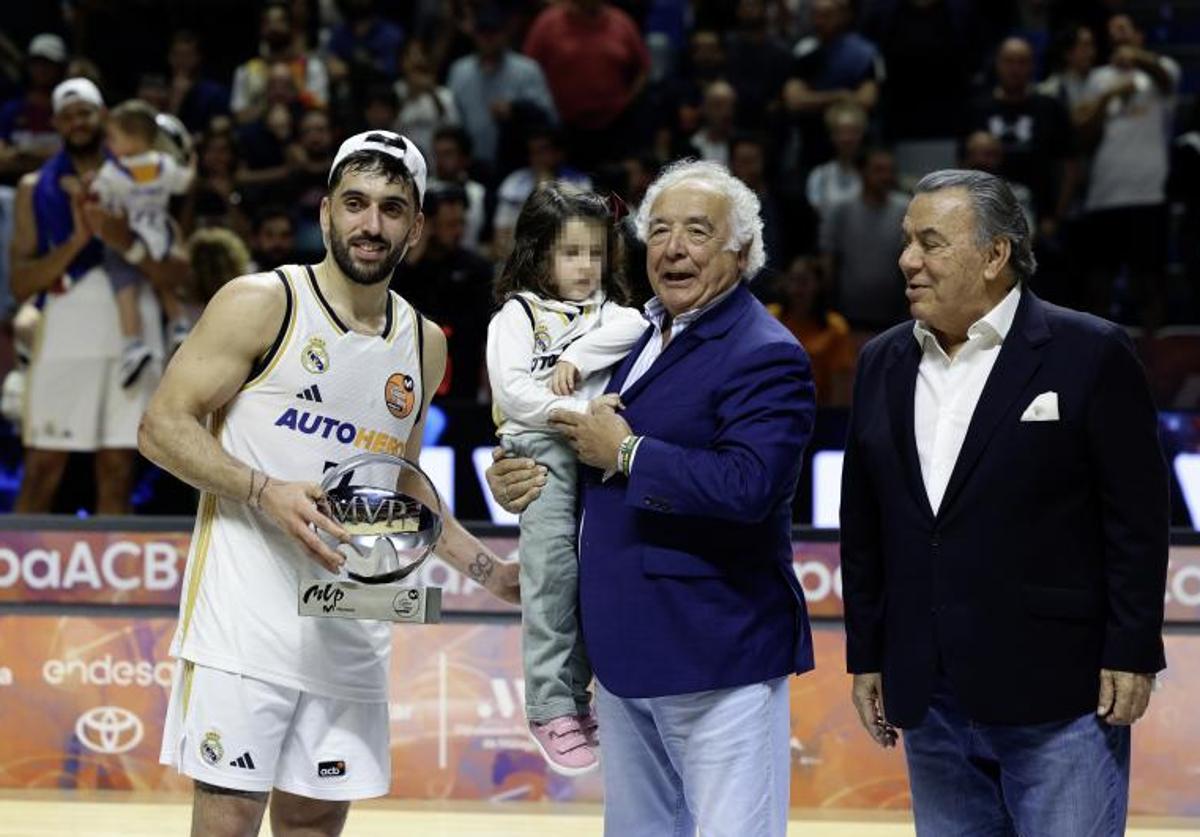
left=523, top=2, right=650, bottom=131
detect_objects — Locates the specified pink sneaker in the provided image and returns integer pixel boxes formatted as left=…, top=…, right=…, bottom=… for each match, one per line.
left=576, top=709, right=599, bottom=748
left=529, top=715, right=598, bottom=776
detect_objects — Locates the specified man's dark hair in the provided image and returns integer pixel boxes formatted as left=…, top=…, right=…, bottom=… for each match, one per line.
left=1047, top=22, right=1092, bottom=72
left=526, top=125, right=563, bottom=150
left=364, top=83, right=399, bottom=111
left=328, top=149, right=419, bottom=205
left=253, top=204, right=294, bottom=233
left=433, top=125, right=472, bottom=157
left=730, top=131, right=767, bottom=155
left=856, top=145, right=894, bottom=171
left=423, top=185, right=468, bottom=216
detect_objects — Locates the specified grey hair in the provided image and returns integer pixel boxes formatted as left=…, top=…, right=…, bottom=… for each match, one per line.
left=913, top=169, right=1037, bottom=283
left=634, top=159, right=766, bottom=280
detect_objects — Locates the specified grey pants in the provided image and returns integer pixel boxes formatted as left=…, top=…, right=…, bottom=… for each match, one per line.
left=103, top=246, right=145, bottom=292
left=502, top=432, right=593, bottom=722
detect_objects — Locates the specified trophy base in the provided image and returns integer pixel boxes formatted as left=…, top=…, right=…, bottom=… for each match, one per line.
left=298, top=580, right=442, bottom=623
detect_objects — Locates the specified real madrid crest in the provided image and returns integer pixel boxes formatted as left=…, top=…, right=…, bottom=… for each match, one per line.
left=385, top=372, right=416, bottom=419
left=200, top=730, right=224, bottom=765
left=533, top=322, right=551, bottom=353
left=301, top=336, right=330, bottom=374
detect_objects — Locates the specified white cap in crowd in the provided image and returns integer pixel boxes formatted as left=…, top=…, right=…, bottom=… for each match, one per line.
left=329, top=130, right=427, bottom=203
left=51, top=78, right=105, bottom=115
left=28, top=34, right=67, bottom=64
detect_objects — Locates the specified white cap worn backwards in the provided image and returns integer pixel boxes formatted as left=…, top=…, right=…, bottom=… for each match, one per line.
left=329, top=130, right=427, bottom=204
left=51, top=78, right=104, bottom=114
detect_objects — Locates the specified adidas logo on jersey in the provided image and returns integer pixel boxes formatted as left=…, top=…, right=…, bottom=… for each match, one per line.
left=296, top=385, right=323, bottom=402
left=229, top=752, right=257, bottom=770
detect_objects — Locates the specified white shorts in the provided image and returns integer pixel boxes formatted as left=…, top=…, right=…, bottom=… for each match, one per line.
left=23, top=355, right=159, bottom=451
left=160, top=660, right=390, bottom=801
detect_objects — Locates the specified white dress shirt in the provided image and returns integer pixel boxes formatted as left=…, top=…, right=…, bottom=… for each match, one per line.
left=913, top=285, right=1021, bottom=514
left=621, top=284, right=739, bottom=395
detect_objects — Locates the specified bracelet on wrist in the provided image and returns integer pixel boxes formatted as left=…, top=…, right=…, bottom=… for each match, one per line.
left=246, top=469, right=271, bottom=510
left=618, top=434, right=640, bottom=477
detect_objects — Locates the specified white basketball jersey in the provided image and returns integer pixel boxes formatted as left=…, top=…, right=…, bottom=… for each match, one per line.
left=170, top=264, right=426, bottom=701
left=37, top=265, right=163, bottom=360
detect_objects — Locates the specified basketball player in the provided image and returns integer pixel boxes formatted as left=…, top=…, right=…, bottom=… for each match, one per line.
left=139, top=131, right=520, bottom=836
left=9, top=77, right=168, bottom=514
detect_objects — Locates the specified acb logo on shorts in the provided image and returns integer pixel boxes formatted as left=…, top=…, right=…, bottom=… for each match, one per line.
left=301, top=337, right=330, bottom=375
left=317, top=759, right=347, bottom=778
left=384, top=372, right=415, bottom=419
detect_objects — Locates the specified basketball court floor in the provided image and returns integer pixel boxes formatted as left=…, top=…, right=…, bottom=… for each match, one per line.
left=1, top=793, right=1197, bottom=836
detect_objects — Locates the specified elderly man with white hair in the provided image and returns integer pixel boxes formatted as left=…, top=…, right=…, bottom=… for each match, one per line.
left=488, top=159, right=817, bottom=837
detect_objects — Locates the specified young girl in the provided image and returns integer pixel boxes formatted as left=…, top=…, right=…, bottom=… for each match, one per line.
left=486, top=184, right=647, bottom=775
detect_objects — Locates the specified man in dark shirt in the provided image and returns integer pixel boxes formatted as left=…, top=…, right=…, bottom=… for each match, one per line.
left=392, top=187, right=494, bottom=400
left=249, top=206, right=298, bottom=271
left=862, top=0, right=979, bottom=143
left=166, top=31, right=231, bottom=134
left=724, top=0, right=791, bottom=130
left=782, top=0, right=883, bottom=171
left=968, top=37, right=1077, bottom=238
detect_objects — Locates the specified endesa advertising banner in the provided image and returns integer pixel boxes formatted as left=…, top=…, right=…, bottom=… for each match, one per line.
left=0, top=615, right=1198, bottom=816
left=2, top=525, right=1199, bottom=623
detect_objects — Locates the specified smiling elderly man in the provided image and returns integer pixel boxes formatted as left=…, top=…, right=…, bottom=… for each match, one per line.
left=488, top=159, right=816, bottom=837
left=841, top=169, right=1168, bottom=836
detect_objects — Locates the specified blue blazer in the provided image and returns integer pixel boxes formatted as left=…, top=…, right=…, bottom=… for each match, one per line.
left=577, top=284, right=817, bottom=698
left=840, top=291, right=1169, bottom=727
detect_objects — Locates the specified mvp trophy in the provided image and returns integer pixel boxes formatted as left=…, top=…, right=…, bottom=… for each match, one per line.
left=298, top=452, right=442, bottom=624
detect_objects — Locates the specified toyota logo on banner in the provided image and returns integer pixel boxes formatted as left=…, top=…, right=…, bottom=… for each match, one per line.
left=74, top=706, right=144, bottom=754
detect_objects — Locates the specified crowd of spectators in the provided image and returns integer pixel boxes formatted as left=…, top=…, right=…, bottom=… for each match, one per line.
left=0, top=0, right=1196, bottom=438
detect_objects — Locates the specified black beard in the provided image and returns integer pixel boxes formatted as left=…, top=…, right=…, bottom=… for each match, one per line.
left=329, top=229, right=406, bottom=286
left=66, top=133, right=102, bottom=156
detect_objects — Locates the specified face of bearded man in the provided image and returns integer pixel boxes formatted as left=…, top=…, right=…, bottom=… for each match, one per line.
left=321, top=168, right=422, bottom=286
left=54, top=102, right=103, bottom=156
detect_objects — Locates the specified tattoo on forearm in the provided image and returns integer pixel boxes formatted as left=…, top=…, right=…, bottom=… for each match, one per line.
left=468, top=552, right=495, bottom=585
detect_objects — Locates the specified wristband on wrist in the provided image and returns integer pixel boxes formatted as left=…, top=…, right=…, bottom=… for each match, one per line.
left=246, top=469, right=271, bottom=510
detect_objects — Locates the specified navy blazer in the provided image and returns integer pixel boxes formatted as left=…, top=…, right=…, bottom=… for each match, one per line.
left=840, top=291, right=1169, bottom=727
left=577, top=284, right=817, bottom=698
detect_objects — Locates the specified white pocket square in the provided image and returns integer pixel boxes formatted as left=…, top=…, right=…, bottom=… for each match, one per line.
left=1021, top=391, right=1059, bottom=422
